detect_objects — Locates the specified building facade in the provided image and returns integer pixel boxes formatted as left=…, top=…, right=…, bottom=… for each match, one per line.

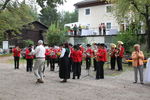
left=74, top=0, right=120, bottom=35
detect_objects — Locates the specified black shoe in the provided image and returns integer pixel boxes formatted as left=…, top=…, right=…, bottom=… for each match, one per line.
left=36, top=79, right=44, bottom=83
left=100, top=77, right=104, bottom=79
left=72, top=76, right=75, bottom=79
left=77, top=76, right=80, bottom=79
left=61, top=79, right=67, bottom=83
left=133, top=82, right=137, bottom=83
left=141, top=82, right=144, bottom=85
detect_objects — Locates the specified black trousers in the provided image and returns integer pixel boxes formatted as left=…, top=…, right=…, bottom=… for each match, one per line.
left=117, top=57, right=123, bottom=71
left=14, top=57, right=20, bottom=69
left=86, top=57, right=91, bottom=69
left=69, top=58, right=73, bottom=72
left=96, top=61, right=105, bottom=79
left=99, top=29, right=101, bottom=35
left=110, top=57, right=116, bottom=70
left=93, top=58, right=97, bottom=71
left=74, top=30, right=77, bottom=36
left=72, top=62, right=81, bottom=78
left=50, top=58, right=55, bottom=71
left=46, top=56, right=50, bottom=67
left=26, top=59, right=33, bottom=72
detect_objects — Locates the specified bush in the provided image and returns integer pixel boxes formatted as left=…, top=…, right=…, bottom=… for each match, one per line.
left=47, top=23, right=68, bottom=46
left=114, top=30, right=139, bottom=53
left=23, top=39, right=34, bottom=47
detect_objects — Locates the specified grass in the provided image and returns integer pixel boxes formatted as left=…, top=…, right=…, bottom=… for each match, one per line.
left=0, top=53, right=13, bottom=57
left=7, top=58, right=26, bottom=64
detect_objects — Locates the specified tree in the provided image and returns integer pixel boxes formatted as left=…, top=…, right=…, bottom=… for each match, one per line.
left=0, top=0, right=65, bottom=11
left=58, top=9, right=78, bottom=29
left=108, top=0, right=150, bottom=50
left=23, top=39, right=34, bottom=47
left=114, top=29, right=139, bottom=53
left=0, top=1, right=38, bottom=43
left=40, top=6, right=59, bottom=26
left=0, top=0, right=11, bottom=11
left=47, top=23, right=68, bottom=46
left=36, top=0, right=65, bottom=8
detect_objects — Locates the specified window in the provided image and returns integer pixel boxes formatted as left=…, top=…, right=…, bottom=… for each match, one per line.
left=106, top=23, right=111, bottom=30
left=85, top=8, right=90, bottom=15
left=106, top=6, right=112, bottom=13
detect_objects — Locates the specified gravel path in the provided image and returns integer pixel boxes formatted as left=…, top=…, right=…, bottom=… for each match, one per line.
left=0, top=57, right=150, bottom=100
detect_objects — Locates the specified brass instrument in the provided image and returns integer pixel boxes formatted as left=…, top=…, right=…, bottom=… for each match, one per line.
left=115, top=48, right=120, bottom=57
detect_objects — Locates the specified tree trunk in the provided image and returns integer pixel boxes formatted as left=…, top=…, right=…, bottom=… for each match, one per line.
left=0, top=0, right=11, bottom=11
left=145, top=5, right=150, bottom=51
left=146, top=19, right=150, bottom=50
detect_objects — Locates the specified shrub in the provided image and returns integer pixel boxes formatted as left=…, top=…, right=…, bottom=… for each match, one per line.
left=114, top=30, right=139, bottom=53
left=46, top=23, right=68, bottom=46
left=23, top=39, right=34, bottom=47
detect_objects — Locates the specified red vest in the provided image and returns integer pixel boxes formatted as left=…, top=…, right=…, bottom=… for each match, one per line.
left=70, top=47, right=74, bottom=59
left=110, top=48, right=117, bottom=58
left=25, top=49, right=34, bottom=59
left=72, top=50, right=82, bottom=62
left=45, top=49, right=50, bottom=56
left=96, top=48, right=107, bottom=62
left=12, top=48, right=21, bottom=57
left=119, top=47, right=124, bottom=58
left=50, top=49, right=57, bottom=59
left=85, top=48, right=93, bottom=58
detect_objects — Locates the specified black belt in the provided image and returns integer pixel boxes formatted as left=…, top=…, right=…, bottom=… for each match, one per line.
left=36, top=57, right=45, bottom=59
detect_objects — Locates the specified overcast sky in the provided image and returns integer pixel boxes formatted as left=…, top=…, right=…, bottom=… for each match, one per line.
left=57, top=0, right=83, bottom=12
left=17, top=0, right=83, bottom=13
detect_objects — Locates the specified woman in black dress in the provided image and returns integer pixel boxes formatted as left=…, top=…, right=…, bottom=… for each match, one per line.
left=59, top=43, right=70, bottom=82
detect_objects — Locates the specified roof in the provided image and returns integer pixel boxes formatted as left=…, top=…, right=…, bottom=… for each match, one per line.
left=74, top=0, right=110, bottom=8
left=28, top=21, right=48, bottom=29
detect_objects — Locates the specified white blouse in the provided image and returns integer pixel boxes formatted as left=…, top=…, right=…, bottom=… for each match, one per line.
left=60, top=48, right=70, bottom=58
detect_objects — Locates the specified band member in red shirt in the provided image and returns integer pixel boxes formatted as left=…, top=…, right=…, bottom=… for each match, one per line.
left=96, top=43, right=107, bottom=79
left=72, top=45, right=82, bottom=79
left=116, top=41, right=125, bottom=71
left=50, top=46, right=57, bottom=71
left=93, top=43, right=98, bottom=71
left=85, top=44, right=93, bottom=70
left=45, top=45, right=51, bottom=67
left=109, top=43, right=117, bottom=70
left=12, top=45, right=21, bottom=69
left=25, top=44, right=34, bottom=72
left=69, top=43, right=74, bottom=72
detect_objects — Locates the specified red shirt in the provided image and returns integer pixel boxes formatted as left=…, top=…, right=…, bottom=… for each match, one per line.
left=119, top=47, right=124, bottom=58
left=50, top=49, right=57, bottom=59
left=25, top=49, right=34, bottom=59
left=96, top=48, right=107, bottom=62
left=72, top=50, right=82, bottom=62
left=45, top=49, right=50, bottom=56
left=12, top=48, right=21, bottom=57
left=110, top=48, right=117, bottom=58
left=85, top=48, right=93, bottom=58
left=80, top=46, right=84, bottom=53
left=70, top=47, right=74, bottom=59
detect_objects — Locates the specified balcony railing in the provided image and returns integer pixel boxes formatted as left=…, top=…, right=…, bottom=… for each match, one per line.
left=67, top=26, right=119, bottom=36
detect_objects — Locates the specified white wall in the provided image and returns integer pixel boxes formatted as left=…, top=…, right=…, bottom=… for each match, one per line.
left=78, top=4, right=120, bottom=34
left=68, top=37, right=74, bottom=45
left=86, top=36, right=105, bottom=44
left=67, top=36, right=105, bottom=45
